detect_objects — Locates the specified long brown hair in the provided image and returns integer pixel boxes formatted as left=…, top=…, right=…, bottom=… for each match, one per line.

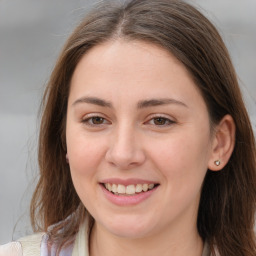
left=31, top=0, right=256, bottom=255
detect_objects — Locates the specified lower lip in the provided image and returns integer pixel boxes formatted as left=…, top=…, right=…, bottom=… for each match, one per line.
left=100, top=184, right=159, bottom=206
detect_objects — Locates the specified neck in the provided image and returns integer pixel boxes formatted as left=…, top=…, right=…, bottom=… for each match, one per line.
left=89, top=221, right=203, bottom=256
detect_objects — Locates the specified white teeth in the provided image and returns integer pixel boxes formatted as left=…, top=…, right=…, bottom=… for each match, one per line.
left=112, top=184, right=117, bottom=193
left=142, top=184, right=149, bottom=192
left=126, top=185, right=136, bottom=195
left=106, top=183, right=111, bottom=192
left=104, top=183, right=157, bottom=195
left=117, top=184, right=126, bottom=194
left=148, top=184, right=154, bottom=189
left=135, top=184, right=143, bottom=193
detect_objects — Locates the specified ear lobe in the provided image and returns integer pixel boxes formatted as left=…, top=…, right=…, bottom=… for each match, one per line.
left=208, top=115, right=236, bottom=171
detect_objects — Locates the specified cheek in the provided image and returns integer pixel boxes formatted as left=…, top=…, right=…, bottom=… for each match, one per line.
left=67, top=135, right=106, bottom=208
left=66, top=129, right=106, bottom=179
left=148, top=130, right=211, bottom=190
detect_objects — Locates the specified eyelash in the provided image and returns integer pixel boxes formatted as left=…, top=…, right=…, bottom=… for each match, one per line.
left=81, top=115, right=175, bottom=127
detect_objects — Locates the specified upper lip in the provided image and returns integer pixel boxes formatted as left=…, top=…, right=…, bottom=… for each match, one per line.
left=100, top=178, right=159, bottom=186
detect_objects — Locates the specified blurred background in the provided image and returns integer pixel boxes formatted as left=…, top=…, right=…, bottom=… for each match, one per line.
left=0, top=0, right=255, bottom=243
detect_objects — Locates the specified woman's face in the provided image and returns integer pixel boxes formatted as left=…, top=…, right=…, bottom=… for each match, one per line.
left=66, top=40, right=214, bottom=239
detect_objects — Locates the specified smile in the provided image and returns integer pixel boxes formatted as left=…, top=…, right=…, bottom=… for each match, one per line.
left=103, top=183, right=158, bottom=196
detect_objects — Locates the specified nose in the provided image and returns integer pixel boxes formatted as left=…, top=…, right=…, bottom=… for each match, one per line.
left=105, top=125, right=146, bottom=170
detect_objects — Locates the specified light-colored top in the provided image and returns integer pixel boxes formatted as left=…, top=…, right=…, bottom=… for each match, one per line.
left=0, top=220, right=210, bottom=256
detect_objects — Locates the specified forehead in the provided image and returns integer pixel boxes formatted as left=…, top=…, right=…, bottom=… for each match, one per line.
left=69, top=40, right=206, bottom=110
left=72, top=39, right=185, bottom=79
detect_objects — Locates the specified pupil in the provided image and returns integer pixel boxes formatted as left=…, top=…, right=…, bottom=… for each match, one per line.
left=92, top=117, right=103, bottom=124
left=154, top=118, right=165, bottom=125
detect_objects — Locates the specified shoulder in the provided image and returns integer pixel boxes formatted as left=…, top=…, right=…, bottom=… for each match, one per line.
left=19, top=233, right=44, bottom=255
left=0, top=233, right=44, bottom=256
left=0, top=242, right=22, bottom=256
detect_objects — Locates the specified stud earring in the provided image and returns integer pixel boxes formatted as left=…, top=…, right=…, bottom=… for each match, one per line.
left=214, top=160, right=221, bottom=166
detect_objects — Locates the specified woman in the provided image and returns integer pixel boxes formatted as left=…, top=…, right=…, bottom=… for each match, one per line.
left=1, top=0, right=255, bottom=255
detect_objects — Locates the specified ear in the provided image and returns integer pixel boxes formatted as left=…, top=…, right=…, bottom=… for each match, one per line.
left=208, top=115, right=236, bottom=171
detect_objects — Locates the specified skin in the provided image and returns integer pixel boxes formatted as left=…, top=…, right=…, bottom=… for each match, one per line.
left=66, top=40, right=235, bottom=256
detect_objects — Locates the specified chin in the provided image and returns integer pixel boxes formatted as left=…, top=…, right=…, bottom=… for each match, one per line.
left=96, top=213, right=157, bottom=239
left=107, top=225, right=153, bottom=239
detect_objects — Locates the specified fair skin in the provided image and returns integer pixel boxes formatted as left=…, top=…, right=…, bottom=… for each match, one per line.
left=66, top=40, right=235, bottom=256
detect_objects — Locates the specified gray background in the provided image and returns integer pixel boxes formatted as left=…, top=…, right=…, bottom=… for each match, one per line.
left=0, top=0, right=255, bottom=244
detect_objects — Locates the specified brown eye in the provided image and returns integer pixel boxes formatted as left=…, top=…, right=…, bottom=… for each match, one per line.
left=82, top=116, right=109, bottom=126
left=153, top=117, right=169, bottom=125
left=146, top=116, right=175, bottom=127
left=91, top=116, right=104, bottom=124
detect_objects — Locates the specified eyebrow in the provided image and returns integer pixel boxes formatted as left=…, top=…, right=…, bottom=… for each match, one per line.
left=137, top=98, right=188, bottom=109
left=72, top=96, right=188, bottom=109
left=72, top=97, right=113, bottom=108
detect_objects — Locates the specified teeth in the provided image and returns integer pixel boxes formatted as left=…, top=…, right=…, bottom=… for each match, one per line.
left=135, top=184, right=143, bottom=193
left=148, top=184, right=154, bottom=189
left=142, top=184, right=149, bottom=192
left=117, top=184, right=126, bottom=194
left=112, top=184, right=117, bottom=193
left=106, top=183, right=111, bottom=192
left=126, top=185, right=136, bottom=195
left=104, top=183, right=157, bottom=195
